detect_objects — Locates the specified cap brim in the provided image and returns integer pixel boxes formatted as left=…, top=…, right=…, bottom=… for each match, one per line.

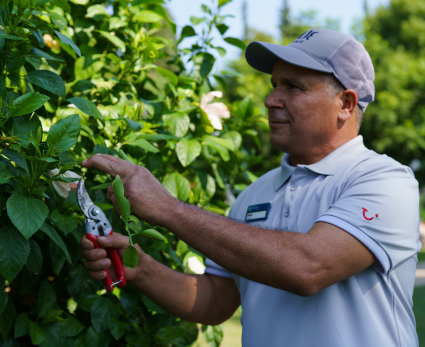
left=245, top=41, right=332, bottom=74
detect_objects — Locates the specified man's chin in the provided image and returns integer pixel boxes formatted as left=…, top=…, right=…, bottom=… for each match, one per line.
left=269, top=134, right=291, bottom=152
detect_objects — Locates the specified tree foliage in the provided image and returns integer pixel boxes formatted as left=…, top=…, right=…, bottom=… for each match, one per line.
left=0, top=0, right=268, bottom=345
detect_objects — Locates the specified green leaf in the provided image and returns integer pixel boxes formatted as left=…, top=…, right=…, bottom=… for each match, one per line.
left=237, top=95, right=253, bottom=120
left=50, top=209, right=78, bottom=235
left=216, top=23, right=229, bottom=35
left=91, top=297, right=119, bottom=333
left=27, top=239, right=42, bottom=274
left=49, top=239, right=66, bottom=275
left=32, top=29, right=45, bottom=48
left=86, top=4, right=108, bottom=17
left=0, top=299, right=15, bottom=340
left=123, top=245, right=138, bottom=269
left=6, top=194, right=49, bottom=239
left=29, top=322, right=46, bottom=345
left=60, top=316, right=84, bottom=337
left=190, top=16, right=206, bottom=25
left=218, top=0, right=232, bottom=7
left=108, top=318, right=128, bottom=341
left=0, top=283, right=7, bottom=315
left=112, top=175, right=130, bottom=226
left=155, top=67, right=178, bottom=85
left=6, top=56, right=25, bottom=71
left=203, top=137, right=229, bottom=161
left=6, top=92, right=49, bottom=118
left=133, top=10, right=163, bottom=23
left=26, top=70, right=66, bottom=98
left=0, top=76, right=6, bottom=101
left=93, top=144, right=118, bottom=155
left=162, top=112, right=190, bottom=137
left=1, top=147, right=29, bottom=172
left=0, top=161, right=13, bottom=184
left=124, top=139, right=159, bottom=153
left=135, top=228, right=165, bottom=242
left=162, top=172, right=190, bottom=202
left=67, top=97, right=102, bottom=119
left=40, top=224, right=72, bottom=264
left=222, top=131, right=242, bottom=151
left=29, top=48, right=64, bottom=62
left=54, top=30, right=81, bottom=57
left=178, top=25, right=196, bottom=43
left=224, top=37, right=246, bottom=50
left=202, top=324, right=223, bottom=347
left=211, top=163, right=225, bottom=189
left=96, top=30, right=126, bottom=53
left=118, top=149, right=132, bottom=163
left=38, top=280, right=56, bottom=317
left=176, top=139, right=201, bottom=167
left=50, top=12, right=67, bottom=30
left=193, top=171, right=216, bottom=204
left=85, top=326, right=111, bottom=347
left=14, top=313, right=30, bottom=338
left=52, top=0, right=70, bottom=11
left=11, top=113, right=42, bottom=147
left=109, top=17, right=128, bottom=30
left=201, top=4, right=211, bottom=14
left=0, top=30, right=23, bottom=40
left=155, top=325, right=185, bottom=344
left=90, top=182, right=112, bottom=190
left=126, top=330, right=150, bottom=346
left=125, top=118, right=144, bottom=132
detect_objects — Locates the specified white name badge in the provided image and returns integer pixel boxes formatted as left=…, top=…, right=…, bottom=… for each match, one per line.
left=245, top=203, right=271, bottom=222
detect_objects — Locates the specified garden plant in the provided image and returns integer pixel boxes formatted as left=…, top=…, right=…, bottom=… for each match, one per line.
left=0, top=0, right=268, bottom=345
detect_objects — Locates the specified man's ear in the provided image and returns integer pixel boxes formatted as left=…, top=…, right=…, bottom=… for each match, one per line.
left=338, top=89, right=358, bottom=122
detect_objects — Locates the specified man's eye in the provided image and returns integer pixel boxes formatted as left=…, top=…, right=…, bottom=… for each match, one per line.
left=290, top=84, right=299, bottom=89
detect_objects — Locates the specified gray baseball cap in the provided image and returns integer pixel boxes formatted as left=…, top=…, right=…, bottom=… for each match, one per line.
left=245, top=28, right=375, bottom=111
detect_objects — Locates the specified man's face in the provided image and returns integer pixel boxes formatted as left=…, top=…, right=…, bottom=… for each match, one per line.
left=265, top=60, right=341, bottom=159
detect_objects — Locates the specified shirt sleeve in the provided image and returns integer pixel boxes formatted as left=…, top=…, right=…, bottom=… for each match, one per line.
left=316, top=161, right=420, bottom=274
left=204, top=258, right=233, bottom=278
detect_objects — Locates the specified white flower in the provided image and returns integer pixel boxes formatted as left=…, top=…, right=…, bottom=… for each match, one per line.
left=200, top=91, right=230, bottom=130
left=187, top=256, right=205, bottom=274
left=48, top=169, right=81, bottom=198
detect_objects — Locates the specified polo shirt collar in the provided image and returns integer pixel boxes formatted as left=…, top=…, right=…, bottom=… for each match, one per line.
left=274, top=153, right=295, bottom=191
left=274, top=136, right=368, bottom=191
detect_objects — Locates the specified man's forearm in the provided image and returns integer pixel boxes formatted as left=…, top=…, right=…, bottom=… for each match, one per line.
left=160, top=202, right=312, bottom=294
left=132, top=252, right=237, bottom=325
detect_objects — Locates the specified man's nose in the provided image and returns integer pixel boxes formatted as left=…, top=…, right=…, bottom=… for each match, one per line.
left=264, top=89, right=284, bottom=110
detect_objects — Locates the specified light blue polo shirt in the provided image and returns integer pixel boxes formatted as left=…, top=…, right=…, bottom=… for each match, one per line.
left=205, top=136, right=421, bottom=347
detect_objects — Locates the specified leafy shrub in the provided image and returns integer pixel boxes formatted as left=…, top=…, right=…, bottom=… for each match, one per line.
left=0, top=0, right=267, bottom=345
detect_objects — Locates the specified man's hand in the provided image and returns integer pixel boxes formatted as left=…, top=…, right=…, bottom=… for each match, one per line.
left=81, top=233, right=142, bottom=282
left=82, top=154, right=177, bottom=225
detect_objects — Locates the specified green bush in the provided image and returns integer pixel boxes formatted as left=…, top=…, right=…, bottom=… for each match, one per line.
left=0, top=0, right=267, bottom=345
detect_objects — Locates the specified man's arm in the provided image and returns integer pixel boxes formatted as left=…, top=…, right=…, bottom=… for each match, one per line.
left=81, top=233, right=240, bottom=325
left=82, top=154, right=376, bottom=297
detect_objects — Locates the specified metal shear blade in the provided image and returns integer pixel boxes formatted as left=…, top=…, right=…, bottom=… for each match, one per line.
left=77, top=178, right=94, bottom=219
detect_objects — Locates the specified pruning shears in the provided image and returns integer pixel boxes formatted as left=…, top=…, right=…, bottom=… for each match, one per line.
left=77, top=178, right=126, bottom=292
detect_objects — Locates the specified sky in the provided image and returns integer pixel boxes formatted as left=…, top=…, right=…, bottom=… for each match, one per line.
left=166, top=0, right=390, bottom=70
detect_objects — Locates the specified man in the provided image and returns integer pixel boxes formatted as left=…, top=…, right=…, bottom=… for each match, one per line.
left=81, top=28, right=420, bottom=346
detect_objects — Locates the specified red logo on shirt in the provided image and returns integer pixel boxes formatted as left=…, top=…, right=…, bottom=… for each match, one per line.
left=362, top=207, right=378, bottom=220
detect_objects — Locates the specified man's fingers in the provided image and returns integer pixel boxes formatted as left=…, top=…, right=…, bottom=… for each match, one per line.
left=84, top=258, right=111, bottom=271
left=88, top=270, right=107, bottom=281
left=97, top=233, right=130, bottom=249
left=81, top=248, right=107, bottom=261
left=81, top=235, right=93, bottom=250
left=81, top=154, right=131, bottom=177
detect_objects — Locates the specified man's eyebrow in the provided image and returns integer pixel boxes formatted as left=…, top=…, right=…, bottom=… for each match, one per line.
left=270, top=76, right=307, bottom=87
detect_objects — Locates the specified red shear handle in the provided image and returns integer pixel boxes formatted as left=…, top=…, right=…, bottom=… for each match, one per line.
left=86, top=230, right=126, bottom=292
